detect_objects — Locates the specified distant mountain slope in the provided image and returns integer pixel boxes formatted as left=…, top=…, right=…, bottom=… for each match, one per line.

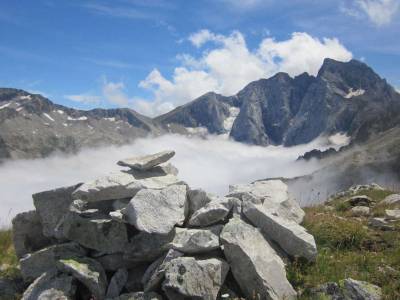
left=1, top=58, right=399, bottom=162
left=0, top=89, right=163, bottom=161
left=285, top=127, right=400, bottom=205
left=155, top=92, right=241, bottom=135
left=158, top=59, right=400, bottom=146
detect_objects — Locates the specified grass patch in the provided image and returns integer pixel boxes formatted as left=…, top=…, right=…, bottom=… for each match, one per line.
left=303, top=211, right=368, bottom=250
left=291, top=189, right=400, bottom=299
left=0, top=229, right=19, bottom=279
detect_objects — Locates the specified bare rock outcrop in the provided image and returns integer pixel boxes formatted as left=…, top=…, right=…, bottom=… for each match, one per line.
left=11, top=150, right=318, bottom=300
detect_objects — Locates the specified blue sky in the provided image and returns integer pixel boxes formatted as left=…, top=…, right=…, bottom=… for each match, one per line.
left=0, top=0, right=399, bottom=116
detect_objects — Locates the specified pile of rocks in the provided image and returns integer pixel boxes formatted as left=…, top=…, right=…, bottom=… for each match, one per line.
left=332, top=183, right=384, bottom=199
left=328, top=192, right=400, bottom=231
left=12, top=150, right=317, bottom=300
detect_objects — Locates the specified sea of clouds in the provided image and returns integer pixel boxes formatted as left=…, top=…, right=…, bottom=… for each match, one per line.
left=0, top=134, right=333, bottom=226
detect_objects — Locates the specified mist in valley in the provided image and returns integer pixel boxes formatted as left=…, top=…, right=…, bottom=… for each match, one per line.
left=0, top=134, right=332, bottom=226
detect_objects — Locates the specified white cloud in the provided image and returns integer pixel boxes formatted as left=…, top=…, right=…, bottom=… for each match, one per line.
left=66, top=78, right=132, bottom=108
left=257, top=33, right=352, bottom=77
left=65, top=94, right=101, bottom=105
left=0, top=134, right=326, bottom=226
left=102, top=79, right=130, bottom=106
left=358, top=0, right=399, bottom=26
left=135, top=30, right=352, bottom=116
left=188, top=29, right=217, bottom=47
left=344, top=0, right=399, bottom=26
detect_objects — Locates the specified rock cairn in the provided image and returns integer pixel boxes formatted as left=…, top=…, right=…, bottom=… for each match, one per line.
left=12, top=150, right=317, bottom=300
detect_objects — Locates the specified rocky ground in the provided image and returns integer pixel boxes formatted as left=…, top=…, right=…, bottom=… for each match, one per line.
left=0, top=151, right=399, bottom=299
left=291, top=185, right=400, bottom=299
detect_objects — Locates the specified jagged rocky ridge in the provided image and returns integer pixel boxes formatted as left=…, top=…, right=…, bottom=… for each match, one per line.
left=158, top=59, right=400, bottom=147
left=12, top=150, right=320, bottom=300
left=0, top=89, right=163, bottom=162
left=1, top=59, right=400, bottom=162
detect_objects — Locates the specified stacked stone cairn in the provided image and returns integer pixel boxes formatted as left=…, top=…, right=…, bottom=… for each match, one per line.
left=12, top=150, right=317, bottom=300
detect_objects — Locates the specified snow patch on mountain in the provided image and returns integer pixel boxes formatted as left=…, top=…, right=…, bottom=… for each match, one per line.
left=186, top=126, right=209, bottom=136
left=0, top=102, right=11, bottom=110
left=104, top=117, right=116, bottom=122
left=328, top=133, right=350, bottom=149
left=43, top=113, right=55, bottom=122
left=344, top=88, right=365, bottom=99
left=223, top=106, right=240, bottom=132
left=67, top=116, right=88, bottom=121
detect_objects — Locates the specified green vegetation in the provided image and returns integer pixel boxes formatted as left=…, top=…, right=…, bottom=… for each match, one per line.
left=0, top=229, right=19, bottom=279
left=288, top=188, right=400, bottom=300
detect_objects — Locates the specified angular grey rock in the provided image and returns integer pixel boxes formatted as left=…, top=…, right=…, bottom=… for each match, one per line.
left=381, top=194, right=400, bottom=207
left=187, top=189, right=215, bottom=215
left=62, top=211, right=129, bottom=254
left=385, top=209, right=400, bottom=220
left=309, top=282, right=344, bottom=300
left=20, top=242, right=86, bottom=282
left=113, top=199, right=131, bottom=211
left=72, top=166, right=180, bottom=202
left=142, top=249, right=184, bottom=292
left=110, top=292, right=163, bottom=300
left=162, top=257, right=229, bottom=300
left=125, top=264, right=149, bottom=292
left=220, top=217, right=297, bottom=300
left=229, top=197, right=242, bottom=217
left=57, top=257, right=107, bottom=300
left=368, top=217, right=395, bottom=231
left=228, top=180, right=305, bottom=223
left=351, top=206, right=370, bottom=217
left=110, top=209, right=128, bottom=223
left=123, top=184, right=187, bottom=234
left=345, top=195, right=374, bottom=207
left=167, top=226, right=222, bottom=254
left=117, top=150, right=175, bottom=170
left=343, top=278, right=382, bottom=300
left=0, top=277, right=23, bottom=299
left=188, top=197, right=232, bottom=227
left=243, top=201, right=317, bottom=261
left=32, top=184, right=81, bottom=239
left=95, top=253, right=137, bottom=271
left=106, top=268, right=129, bottom=298
left=12, top=210, right=52, bottom=259
left=22, top=270, right=77, bottom=300
left=124, top=232, right=174, bottom=262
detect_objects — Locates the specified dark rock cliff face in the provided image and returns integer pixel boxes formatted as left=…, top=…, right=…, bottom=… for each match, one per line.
left=230, top=59, right=400, bottom=146
left=230, top=72, right=315, bottom=145
left=158, top=59, right=400, bottom=147
left=155, top=92, right=240, bottom=134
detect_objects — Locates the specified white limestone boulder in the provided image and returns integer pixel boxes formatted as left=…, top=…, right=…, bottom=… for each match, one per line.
left=72, top=166, right=180, bottom=202
left=123, top=184, right=188, bottom=234
left=117, top=150, right=175, bottom=170
left=167, top=225, right=222, bottom=254
left=228, top=180, right=305, bottom=223
left=220, top=217, right=297, bottom=300
left=188, top=197, right=232, bottom=227
left=162, top=257, right=229, bottom=300
left=243, top=201, right=317, bottom=261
